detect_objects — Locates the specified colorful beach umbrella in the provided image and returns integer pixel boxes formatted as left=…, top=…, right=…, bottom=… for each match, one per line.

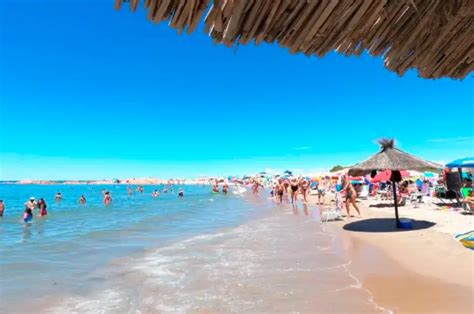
left=371, top=170, right=410, bottom=183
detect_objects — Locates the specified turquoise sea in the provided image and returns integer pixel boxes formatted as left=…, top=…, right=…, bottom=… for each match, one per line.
left=0, top=184, right=389, bottom=313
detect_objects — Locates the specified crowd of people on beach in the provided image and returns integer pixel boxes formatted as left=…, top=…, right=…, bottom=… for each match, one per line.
left=265, top=175, right=362, bottom=217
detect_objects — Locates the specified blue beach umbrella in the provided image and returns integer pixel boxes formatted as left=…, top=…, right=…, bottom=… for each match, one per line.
left=446, top=157, right=474, bottom=169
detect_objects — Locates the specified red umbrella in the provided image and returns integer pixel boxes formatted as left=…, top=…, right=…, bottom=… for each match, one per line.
left=371, top=170, right=409, bottom=183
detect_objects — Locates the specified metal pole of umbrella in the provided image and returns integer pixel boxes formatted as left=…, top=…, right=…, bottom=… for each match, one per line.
left=392, top=181, right=400, bottom=228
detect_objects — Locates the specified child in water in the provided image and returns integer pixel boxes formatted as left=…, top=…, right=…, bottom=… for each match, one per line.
left=79, top=195, right=86, bottom=205
left=23, top=207, right=33, bottom=223
left=103, top=192, right=112, bottom=206
left=38, top=198, right=48, bottom=217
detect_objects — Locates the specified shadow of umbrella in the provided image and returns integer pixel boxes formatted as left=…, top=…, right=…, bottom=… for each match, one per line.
left=343, top=218, right=436, bottom=233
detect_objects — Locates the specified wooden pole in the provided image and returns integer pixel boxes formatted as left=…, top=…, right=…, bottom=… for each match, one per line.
left=393, top=181, right=400, bottom=228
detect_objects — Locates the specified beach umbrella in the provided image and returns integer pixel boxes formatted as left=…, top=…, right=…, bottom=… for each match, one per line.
left=371, top=170, right=409, bottom=183
left=446, top=157, right=474, bottom=183
left=446, top=157, right=474, bottom=169
left=348, top=139, right=441, bottom=228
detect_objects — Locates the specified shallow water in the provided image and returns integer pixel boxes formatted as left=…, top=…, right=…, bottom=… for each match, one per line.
left=0, top=184, right=389, bottom=313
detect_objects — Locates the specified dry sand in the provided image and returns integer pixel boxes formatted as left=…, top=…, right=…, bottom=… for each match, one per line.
left=311, top=193, right=474, bottom=313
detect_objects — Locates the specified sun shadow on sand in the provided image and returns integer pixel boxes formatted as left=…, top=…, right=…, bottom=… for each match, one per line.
left=343, top=218, right=436, bottom=233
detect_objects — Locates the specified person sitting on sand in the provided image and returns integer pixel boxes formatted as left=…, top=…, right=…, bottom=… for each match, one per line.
left=103, top=192, right=112, bottom=206
left=463, top=190, right=474, bottom=210
left=79, top=195, right=86, bottom=205
left=341, top=176, right=361, bottom=217
left=55, top=192, right=62, bottom=203
left=38, top=198, right=48, bottom=216
left=0, top=200, right=4, bottom=217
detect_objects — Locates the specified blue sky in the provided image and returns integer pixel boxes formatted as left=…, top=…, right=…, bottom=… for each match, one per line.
left=1, top=0, right=473, bottom=180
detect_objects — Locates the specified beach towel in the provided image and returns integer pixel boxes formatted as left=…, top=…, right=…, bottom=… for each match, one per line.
left=455, top=231, right=474, bottom=250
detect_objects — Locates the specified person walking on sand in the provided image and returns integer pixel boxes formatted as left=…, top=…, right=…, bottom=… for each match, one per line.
left=38, top=198, right=48, bottom=217
left=300, top=179, right=310, bottom=203
left=342, top=176, right=361, bottom=217
left=79, top=195, right=86, bottom=205
left=276, top=180, right=285, bottom=205
left=290, top=178, right=299, bottom=205
left=103, top=191, right=112, bottom=206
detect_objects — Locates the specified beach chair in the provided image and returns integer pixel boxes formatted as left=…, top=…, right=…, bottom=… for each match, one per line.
left=359, top=185, right=369, bottom=199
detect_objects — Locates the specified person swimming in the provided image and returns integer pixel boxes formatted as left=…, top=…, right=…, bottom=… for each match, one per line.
left=38, top=198, right=48, bottom=217
left=178, top=188, right=184, bottom=197
left=103, top=191, right=112, bottom=206
left=55, top=192, right=62, bottom=203
left=79, top=195, right=86, bottom=205
left=152, top=190, right=160, bottom=198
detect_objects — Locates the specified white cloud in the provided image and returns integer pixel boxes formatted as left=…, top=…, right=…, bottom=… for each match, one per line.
left=427, top=136, right=474, bottom=144
left=292, top=146, right=312, bottom=151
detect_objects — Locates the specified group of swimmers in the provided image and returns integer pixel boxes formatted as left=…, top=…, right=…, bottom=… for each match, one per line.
left=212, top=182, right=229, bottom=194
left=1, top=185, right=187, bottom=224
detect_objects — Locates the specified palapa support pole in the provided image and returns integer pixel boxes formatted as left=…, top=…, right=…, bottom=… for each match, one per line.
left=392, top=181, right=400, bottom=229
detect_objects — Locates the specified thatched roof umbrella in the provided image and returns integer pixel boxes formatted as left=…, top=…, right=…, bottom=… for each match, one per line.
left=116, top=0, right=473, bottom=79
left=348, top=139, right=441, bottom=228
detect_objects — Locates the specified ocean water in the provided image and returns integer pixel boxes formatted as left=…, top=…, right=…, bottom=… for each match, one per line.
left=0, top=184, right=389, bottom=313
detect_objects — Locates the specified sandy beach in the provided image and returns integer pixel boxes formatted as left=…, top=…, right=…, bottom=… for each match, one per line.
left=314, top=194, right=474, bottom=314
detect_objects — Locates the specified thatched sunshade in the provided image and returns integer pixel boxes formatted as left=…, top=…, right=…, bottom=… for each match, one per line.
left=348, top=139, right=441, bottom=228
left=116, top=0, right=473, bottom=79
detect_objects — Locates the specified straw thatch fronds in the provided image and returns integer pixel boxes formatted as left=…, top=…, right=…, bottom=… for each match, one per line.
left=348, top=138, right=441, bottom=176
left=116, top=0, right=473, bottom=79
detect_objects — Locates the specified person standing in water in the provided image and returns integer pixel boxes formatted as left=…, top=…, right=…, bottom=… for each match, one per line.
left=103, top=191, right=112, bottom=206
left=55, top=192, right=62, bottom=203
left=23, top=197, right=36, bottom=223
left=38, top=198, right=48, bottom=217
left=222, top=183, right=229, bottom=195
left=178, top=188, right=184, bottom=197
left=79, top=195, right=86, bottom=205
left=152, top=190, right=160, bottom=198
left=342, top=176, right=361, bottom=217
left=0, top=200, right=5, bottom=217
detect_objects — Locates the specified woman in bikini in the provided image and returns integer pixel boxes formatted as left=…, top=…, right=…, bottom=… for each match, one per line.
left=290, top=178, right=299, bottom=205
left=38, top=198, right=48, bottom=217
left=342, top=176, right=361, bottom=217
